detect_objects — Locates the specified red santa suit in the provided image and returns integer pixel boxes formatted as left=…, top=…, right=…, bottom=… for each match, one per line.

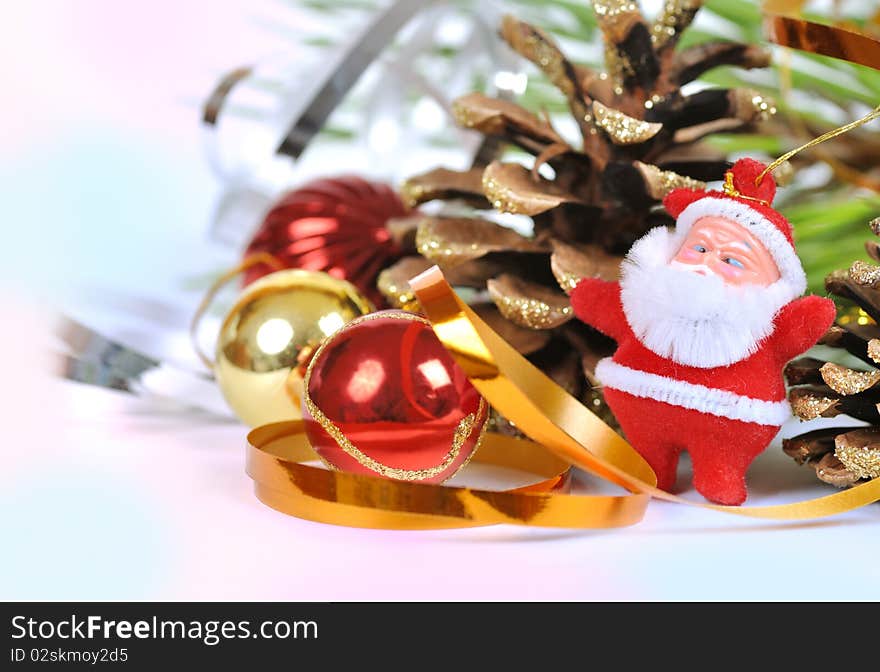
left=571, top=159, right=835, bottom=505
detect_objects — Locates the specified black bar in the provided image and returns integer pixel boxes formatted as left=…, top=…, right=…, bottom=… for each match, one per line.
left=0, top=602, right=874, bottom=667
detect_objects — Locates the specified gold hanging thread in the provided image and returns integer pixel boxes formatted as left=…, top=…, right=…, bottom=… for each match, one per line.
left=757, top=105, right=880, bottom=186
left=722, top=171, right=771, bottom=207
left=189, top=252, right=285, bottom=369
left=760, top=12, right=880, bottom=187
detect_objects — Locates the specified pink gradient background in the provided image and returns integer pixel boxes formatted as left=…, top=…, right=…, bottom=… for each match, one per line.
left=1, top=0, right=878, bottom=601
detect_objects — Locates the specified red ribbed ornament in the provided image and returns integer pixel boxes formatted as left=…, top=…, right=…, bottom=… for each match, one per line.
left=243, top=176, right=410, bottom=305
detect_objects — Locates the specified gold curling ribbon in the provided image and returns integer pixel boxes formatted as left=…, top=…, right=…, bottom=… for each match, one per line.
left=246, top=421, right=655, bottom=530
left=765, top=14, right=880, bottom=72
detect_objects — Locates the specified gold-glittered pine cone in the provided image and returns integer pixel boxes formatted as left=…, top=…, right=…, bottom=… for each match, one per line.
left=382, top=0, right=774, bottom=418
left=784, top=217, right=880, bottom=488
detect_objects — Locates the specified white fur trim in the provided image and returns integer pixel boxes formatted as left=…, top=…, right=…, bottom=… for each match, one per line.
left=675, top=197, right=807, bottom=295
left=620, top=226, right=798, bottom=368
left=595, top=358, right=791, bottom=426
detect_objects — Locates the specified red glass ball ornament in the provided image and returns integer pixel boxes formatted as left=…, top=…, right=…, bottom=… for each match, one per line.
left=243, top=176, right=410, bottom=306
left=302, top=310, right=489, bottom=483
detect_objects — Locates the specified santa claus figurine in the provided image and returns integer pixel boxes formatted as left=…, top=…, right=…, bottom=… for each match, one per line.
left=571, top=158, right=836, bottom=505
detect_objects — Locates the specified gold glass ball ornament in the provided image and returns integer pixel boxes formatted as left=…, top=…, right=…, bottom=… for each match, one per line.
left=214, top=269, right=374, bottom=427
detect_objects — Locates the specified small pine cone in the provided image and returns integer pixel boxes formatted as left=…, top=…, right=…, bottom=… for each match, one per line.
left=785, top=218, right=880, bottom=487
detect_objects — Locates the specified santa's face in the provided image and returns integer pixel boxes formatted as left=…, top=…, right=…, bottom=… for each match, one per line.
left=671, top=216, right=781, bottom=286
left=619, top=223, right=796, bottom=368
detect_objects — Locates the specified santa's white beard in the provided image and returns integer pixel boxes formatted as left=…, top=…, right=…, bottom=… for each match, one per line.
left=619, top=226, right=799, bottom=368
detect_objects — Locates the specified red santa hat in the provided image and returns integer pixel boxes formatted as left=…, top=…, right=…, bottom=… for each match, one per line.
left=662, top=157, right=807, bottom=297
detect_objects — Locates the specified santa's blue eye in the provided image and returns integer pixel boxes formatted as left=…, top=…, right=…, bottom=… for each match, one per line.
left=724, top=257, right=745, bottom=269
left=692, top=245, right=707, bottom=253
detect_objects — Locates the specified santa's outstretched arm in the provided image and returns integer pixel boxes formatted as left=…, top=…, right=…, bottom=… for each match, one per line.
left=771, top=294, right=837, bottom=363
left=570, top=278, right=627, bottom=342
